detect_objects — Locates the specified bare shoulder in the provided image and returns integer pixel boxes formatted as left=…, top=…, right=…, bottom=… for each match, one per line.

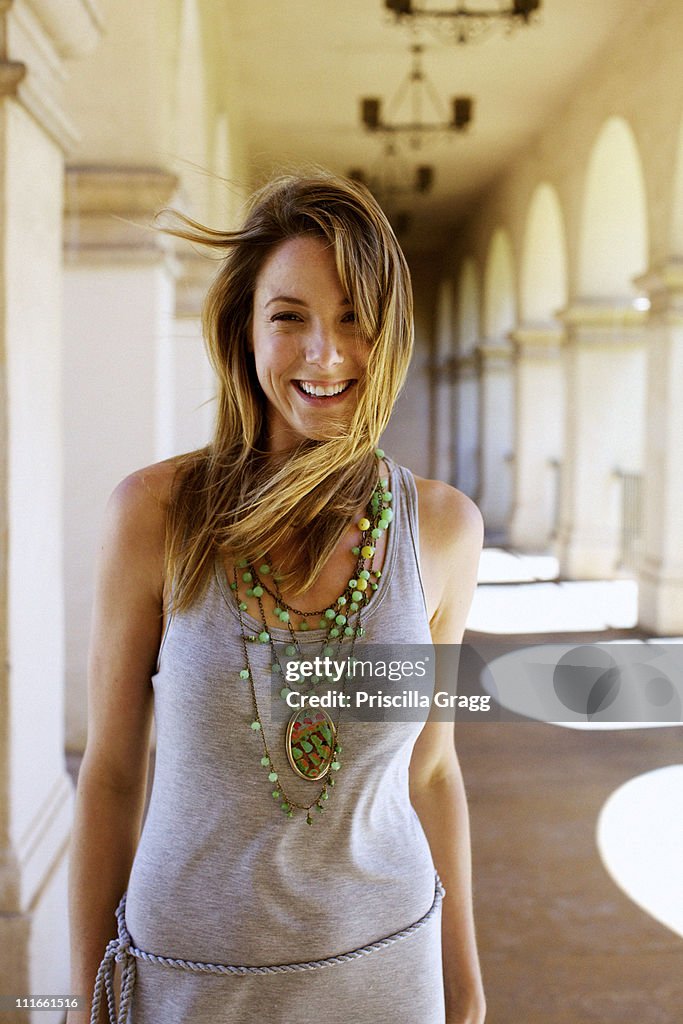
left=106, top=456, right=184, bottom=533
left=413, top=475, right=484, bottom=557
left=412, top=475, right=484, bottom=631
left=85, top=457, right=188, bottom=785
left=109, top=456, right=181, bottom=518
left=101, top=456, right=185, bottom=589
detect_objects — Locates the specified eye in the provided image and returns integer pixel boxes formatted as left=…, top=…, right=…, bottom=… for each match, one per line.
left=341, top=310, right=357, bottom=324
left=270, top=311, right=303, bottom=323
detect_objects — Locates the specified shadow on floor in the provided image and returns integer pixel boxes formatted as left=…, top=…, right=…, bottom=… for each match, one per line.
left=455, top=624, right=683, bottom=1024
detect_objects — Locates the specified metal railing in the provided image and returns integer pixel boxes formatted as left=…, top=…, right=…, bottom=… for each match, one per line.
left=613, top=469, right=643, bottom=572
left=547, top=457, right=562, bottom=542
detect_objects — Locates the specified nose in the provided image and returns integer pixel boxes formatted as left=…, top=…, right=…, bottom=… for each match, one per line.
left=304, top=323, right=344, bottom=369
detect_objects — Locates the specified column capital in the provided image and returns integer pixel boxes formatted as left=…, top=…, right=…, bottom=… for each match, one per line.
left=559, top=299, right=647, bottom=346
left=634, top=258, right=683, bottom=322
left=476, top=337, right=514, bottom=371
left=452, top=350, right=478, bottom=379
left=1, top=1, right=103, bottom=149
left=510, top=322, right=565, bottom=360
left=64, top=165, right=181, bottom=265
left=0, top=61, right=26, bottom=96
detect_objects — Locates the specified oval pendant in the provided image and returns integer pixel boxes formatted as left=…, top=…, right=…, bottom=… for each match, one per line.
left=286, top=709, right=336, bottom=781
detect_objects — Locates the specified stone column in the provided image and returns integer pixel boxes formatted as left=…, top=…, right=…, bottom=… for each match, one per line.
left=63, top=166, right=178, bottom=752
left=428, top=357, right=455, bottom=483
left=637, top=261, right=683, bottom=633
left=452, top=349, right=479, bottom=498
left=555, top=301, right=647, bottom=579
left=429, top=282, right=455, bottom=483
left=0, top=0, right=101, bottom=1016
left=508, top=325, right=565, bottom=550
left=475, top=339, right=514, bottom=538
left=168, top=247, right=218, bottom=459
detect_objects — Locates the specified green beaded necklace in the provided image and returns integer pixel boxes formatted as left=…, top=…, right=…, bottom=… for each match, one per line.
left=231, top=450, right=393, bottom=824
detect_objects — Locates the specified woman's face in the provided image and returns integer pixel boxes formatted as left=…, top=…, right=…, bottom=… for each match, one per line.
left=251, top=234, right=370, bottom=453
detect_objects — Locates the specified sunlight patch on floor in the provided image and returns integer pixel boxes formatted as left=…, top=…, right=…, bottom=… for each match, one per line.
left=596, top=765, right=683, bottom=939
left=469, top=578, right=638, bottom=634
left=478, top=547, right=559, bottom=583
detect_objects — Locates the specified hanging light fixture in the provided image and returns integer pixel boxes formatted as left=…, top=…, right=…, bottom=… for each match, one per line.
left=348, top=142, right=433, bottom=236
left=360, top=44, right=473, bottom=148
left=385, top=0, right=542, bottom=45
left=349, top=141, right=435, bottom=201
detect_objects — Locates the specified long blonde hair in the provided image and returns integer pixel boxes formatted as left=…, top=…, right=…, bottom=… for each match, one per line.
left=164, top=171, right=414, bottom=610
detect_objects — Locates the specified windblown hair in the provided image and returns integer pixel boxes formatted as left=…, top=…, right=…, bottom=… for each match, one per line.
left=163, top=170, right=414, bottom=610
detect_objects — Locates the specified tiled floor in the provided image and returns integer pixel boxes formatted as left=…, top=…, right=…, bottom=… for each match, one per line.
left=457, top=716, right=683, bottom=1023
left=458, top=551, right=683, bottom=1023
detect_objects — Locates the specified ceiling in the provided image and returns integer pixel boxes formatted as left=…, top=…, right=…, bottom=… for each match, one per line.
left=218, top=0, right=644, bottom=253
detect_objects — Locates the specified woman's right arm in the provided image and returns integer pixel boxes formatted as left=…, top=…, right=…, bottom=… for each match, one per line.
left=67, top=467, right=170, bottom=1021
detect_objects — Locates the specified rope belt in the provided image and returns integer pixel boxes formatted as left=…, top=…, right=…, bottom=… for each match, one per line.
left=90, top=872, right=445, bottom=1024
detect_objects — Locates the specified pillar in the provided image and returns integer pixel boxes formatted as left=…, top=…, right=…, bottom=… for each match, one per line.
left=475, top=339, right=514, bottom=538
left=637, top=261, right=683, bottom=633
left=168, top=248, right=217, bottom=460
left=428, top=358, right=454, bottom=482
left=555, top=301, right=647, bottom=579
left=508, top=325, right=565, bottom=550
left=453, top=349, right=479, bottom=498
left=0, top=0, right=101, bottom=1017
left=63, top=166, right=178, bottom=752
left=429, top=280, right=455, bottom=483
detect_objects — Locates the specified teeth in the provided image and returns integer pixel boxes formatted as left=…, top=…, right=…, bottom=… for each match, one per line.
left=298, top=380, right=350, bottom=397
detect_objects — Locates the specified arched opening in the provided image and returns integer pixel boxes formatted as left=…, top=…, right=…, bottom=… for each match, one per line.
left=431, top=278, right=455, bottom=482
left=578, top=116, right=648, bottom=299
left=520, top=183, right=567, bottom=322
left=483, top=229, right=515, bottom=339
left=510, top=183, right=568, bottom=551
left=479, top=230, right=516, bottom=535
left=558, top=117, right=649, bottom=579
left=670, top=113, right=683, bottom=253
left=454, top=259, right=480, bottom=496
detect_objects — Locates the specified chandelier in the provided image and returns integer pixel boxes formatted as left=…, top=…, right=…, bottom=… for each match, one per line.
left=349, top=142, right=435, bottom=203
left=384, top=0, right=542, bottom=45
left=349, top=144, right=434, bottom=236
left=360, top=44, right=473, bottom=149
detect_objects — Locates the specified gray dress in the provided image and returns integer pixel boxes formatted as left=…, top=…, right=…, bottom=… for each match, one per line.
left=95, top=461, right=447, bottom=1023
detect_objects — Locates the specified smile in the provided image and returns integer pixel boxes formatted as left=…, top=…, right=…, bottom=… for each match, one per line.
left=295, top=380, right=354, bottom=398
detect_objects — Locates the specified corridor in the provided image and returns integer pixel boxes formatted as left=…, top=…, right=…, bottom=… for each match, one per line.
left=462, top=551, right=683, bottom=1022
left=2, top=1, right=683, bottom=1020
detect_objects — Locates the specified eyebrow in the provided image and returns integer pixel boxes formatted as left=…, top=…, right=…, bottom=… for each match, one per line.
left=264, top=295, right=352, bottom=308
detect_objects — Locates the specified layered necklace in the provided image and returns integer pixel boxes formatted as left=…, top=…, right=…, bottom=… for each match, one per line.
left=231, top=450, right=393, bottom=824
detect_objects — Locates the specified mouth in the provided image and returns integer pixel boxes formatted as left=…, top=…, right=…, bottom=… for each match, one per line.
left=294, top=379, right=355, bottom=400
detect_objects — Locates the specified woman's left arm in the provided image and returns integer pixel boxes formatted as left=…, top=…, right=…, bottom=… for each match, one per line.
left=409, top=479, right=486, bottom=1024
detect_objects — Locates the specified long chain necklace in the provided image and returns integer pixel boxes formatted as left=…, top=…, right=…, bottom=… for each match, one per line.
left=231, top=451, right=393, bottom=824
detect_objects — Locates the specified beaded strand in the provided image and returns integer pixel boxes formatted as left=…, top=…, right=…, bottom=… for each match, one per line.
left=232, top=451, right=393, bottom=824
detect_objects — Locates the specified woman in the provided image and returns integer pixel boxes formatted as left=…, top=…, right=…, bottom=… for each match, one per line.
left=68, top=171, right=486, bottom=1024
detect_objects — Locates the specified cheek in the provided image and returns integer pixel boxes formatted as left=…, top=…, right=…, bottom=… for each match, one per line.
left=251, top=331, right=292, bottom=384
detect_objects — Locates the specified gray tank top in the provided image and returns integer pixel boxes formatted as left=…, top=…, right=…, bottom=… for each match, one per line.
left=125, top=459, right=437, bottom=966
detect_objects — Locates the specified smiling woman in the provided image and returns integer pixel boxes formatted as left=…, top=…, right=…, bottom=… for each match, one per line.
left=251, top=234, right=370, bottom=451
left=67, top=171, right=486, bottom=1024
